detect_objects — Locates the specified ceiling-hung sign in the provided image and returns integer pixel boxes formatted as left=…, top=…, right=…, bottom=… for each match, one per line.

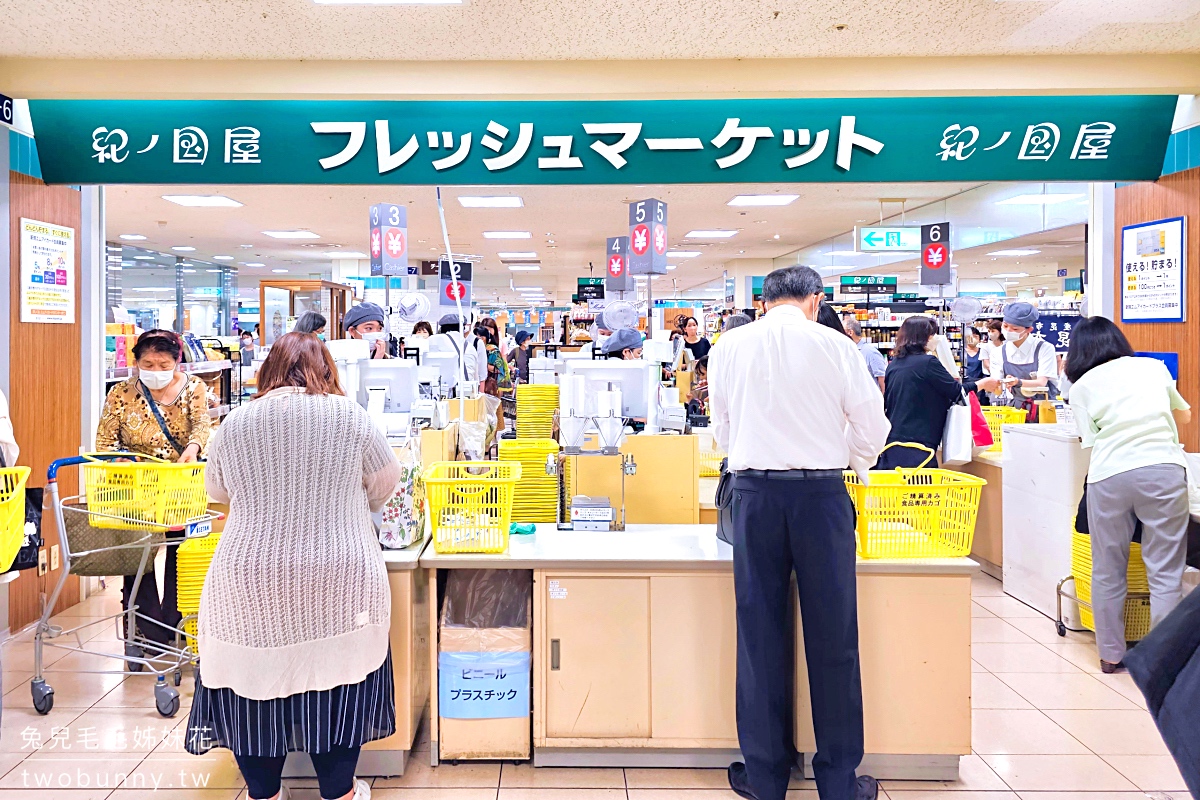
left=921, top=222, right=953, bottom=286
left=605, top=236, right=634, bottom=292
left=628, top=199, right=667, bottom=275
left=855, top=226, right=921, bottom=252
left=369, top=203, right=407, bottom=277
left=28, top=96, right=1177, bottom=185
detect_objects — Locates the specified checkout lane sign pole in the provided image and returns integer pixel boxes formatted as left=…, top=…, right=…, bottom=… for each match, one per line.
left=921, top=222, right=952, bottom=335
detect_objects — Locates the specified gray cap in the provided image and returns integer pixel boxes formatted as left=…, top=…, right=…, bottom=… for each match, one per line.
left=1003, top=301, right=1040, bottom=328
left=602, top=327, right=643, bottom=355
left=594, top=310, right=612, bottom=334
left=343, top=302, right=385, bottom=329
left=438, top=312, right=467, bottom=326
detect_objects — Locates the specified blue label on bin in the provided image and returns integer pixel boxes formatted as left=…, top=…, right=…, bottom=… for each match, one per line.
left=438, top=651, right=531, bottom=720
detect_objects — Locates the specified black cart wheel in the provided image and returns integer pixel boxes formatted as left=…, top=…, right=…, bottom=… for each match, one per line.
left=125, top=642, right=145, bottom=672
left=31, top=680, right=54, bottom=715
left=173, top=669, right=183, bottom=687
left=154, top=682, right=181, bottom=718
left=1056, top=621, right=1067, bottom=637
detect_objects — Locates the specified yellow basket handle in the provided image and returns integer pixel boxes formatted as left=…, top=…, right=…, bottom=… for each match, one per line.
left=82, top=451, right=169, bottom=465
left=878, top=441, right=936, bottom=470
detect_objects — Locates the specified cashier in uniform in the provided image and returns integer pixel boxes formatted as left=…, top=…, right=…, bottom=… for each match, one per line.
left=590, top=311, right=614, bottom=358
left=344, top=302, right=389, bottom=359
left=601, top=327, right=643, bottom=360
left=427, top=312, right=487, bottom=391
left=989, top=301, right=1059, bottom=406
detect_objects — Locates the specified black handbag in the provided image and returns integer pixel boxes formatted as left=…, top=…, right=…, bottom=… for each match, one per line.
left=715, top=457, right=734, bottom=545
left=10, top=487, right=42, bottom=572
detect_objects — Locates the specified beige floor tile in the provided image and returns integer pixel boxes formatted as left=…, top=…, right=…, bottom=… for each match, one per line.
left=0, top=753, right=28, bottom=782
left=626, top=768, right=730, bottom=789
left=94, top=673, right=194, bottom=709
left=498, top=791, right=627, bottom=800
left=376, top=758, right=500, bottom=788
left=0, top=673, right=34, bottom=698
left=971, top=619, right=1036, bottom=645
left=1089, top=672, right=1148, bottom=709
left=64, top=706, right=186, bottom=753
left=2, top=672, right=125, bottom=710
left=1039, top=642, right=1103, bottom=674
left=373, top=791, right=509, bottom=800
left=0, top=705, right=88, bottom=752
left=1001, top=617, right=1093, bottom=646
left=971, top=603, right=996, bottom=619
left=0, top=643, right=72, bottom=672
left=501, top=763, right=625, bottom=788
left=971, top=710, right=1088, bottom=756
left=972, top=673, right=1034, bottom=710
left=1043, top=709, right=1170, bottom=755
left=1102, top=754, right=1189, bottom=792
left=970, top=574, right=1006, bottom=597
left=979, top=755, right=1137, bottom=791
left=1011, top=795, right=1154, bottom=800
left=127, top=752, right=244, bottom=789
left=971, top=644, right=1082, bottom=675
left=881, top=792, right=1017, bottom=800
left=110, top=790, right=243, bottom=800
left=0, top=753, right=145, bottom=790
left=0, top=789, right=113, bottom=798
left=882, top=754, right=1010, bottom=791
left=628, top=791, right=745, bottom=800
left=972, top=597, right=1047, bottom=619
left=993, top=672, right=1137, bottom=710
left=971, top=660, right=989, bottom=673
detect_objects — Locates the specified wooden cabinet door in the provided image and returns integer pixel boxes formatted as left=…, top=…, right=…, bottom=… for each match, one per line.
left=544, top=576, right=651, bottom=739
left=650, top=575, right=738, bottom=741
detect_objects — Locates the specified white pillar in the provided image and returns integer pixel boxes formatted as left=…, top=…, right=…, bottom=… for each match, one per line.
left=1087, top=182, right=1116, bottom=319
left=79, top=186, right=104, bottom=454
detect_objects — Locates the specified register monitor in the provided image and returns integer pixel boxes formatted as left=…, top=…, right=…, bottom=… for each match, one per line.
left=561, top=360, right=651, bottom=419
left=422, top=351, right=462, bottom=394
left=360, top=359, right=419, bottom=413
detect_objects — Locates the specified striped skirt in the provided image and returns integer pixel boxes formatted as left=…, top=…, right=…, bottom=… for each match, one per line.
left=185, top=650, right=396, bottom=758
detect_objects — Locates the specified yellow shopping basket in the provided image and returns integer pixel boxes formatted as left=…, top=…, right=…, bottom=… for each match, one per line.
left=844, top=443, right=985, bottom=559
left=0, top=467, right=31, bottom=572
left=83, top=454, right=207, bottom=530
left=981, top=406, right=1027, bottom=452
left=425, top=461, right=521, bottom=554
left=698, top=449, right=725, bottom=478
left=177, top=533, right=222, bottom=657
left=1069, top=529, right=1152, bottom=641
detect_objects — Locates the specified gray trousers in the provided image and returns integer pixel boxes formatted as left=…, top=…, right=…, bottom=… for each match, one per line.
left=1086, top=463, right=1190, bottom=664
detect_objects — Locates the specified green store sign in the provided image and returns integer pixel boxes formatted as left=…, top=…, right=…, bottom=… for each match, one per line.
left=28, top=95, right=1176, bottom=185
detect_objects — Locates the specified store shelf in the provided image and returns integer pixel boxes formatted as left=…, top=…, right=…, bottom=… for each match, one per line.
left=104, top=360, right=232, bottom=382
left=208, top=404, right=231, bottom=419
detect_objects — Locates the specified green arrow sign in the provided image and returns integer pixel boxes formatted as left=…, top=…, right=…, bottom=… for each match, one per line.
left=856, top=226, right=922, bottom=252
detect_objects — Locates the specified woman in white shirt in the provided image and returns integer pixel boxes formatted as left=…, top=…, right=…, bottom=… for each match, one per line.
left=1066, top=316, right=1192, bottom=674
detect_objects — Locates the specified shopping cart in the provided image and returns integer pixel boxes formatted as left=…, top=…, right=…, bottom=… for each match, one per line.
left=1055, top=528, right=1152, bottom=639
left=30, top=454, right=222, bottom=718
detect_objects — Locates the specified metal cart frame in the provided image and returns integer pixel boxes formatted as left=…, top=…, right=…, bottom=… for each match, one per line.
left=1054, top=574, right=1151, bottom=638
left=30, top=454, right=221, bottom=718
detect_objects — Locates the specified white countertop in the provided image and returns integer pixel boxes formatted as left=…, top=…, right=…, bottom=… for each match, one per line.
left=1005, top=423, right=1081, bottom=443
left=419, top=523, right=978, bottom=575
left=380, top=542, right=427, bottom=570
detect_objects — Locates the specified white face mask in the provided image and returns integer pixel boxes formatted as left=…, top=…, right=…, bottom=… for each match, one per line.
left=1002, top=328, right=1024, bottom=343
left=139, top=368, right=175, bottom=391
left=360, top=332, right=385, bottom=345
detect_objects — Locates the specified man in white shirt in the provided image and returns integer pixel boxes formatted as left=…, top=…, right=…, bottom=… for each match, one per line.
left=426, top=312, right=487, bottom=393
left=989, top=301, right=1059, bottom=405
left=709, top=266, right=890, bottom=800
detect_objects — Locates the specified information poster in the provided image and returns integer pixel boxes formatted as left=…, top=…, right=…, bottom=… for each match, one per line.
left=1121, top=216, right=1186, bottom=323
left=20, top=217, right=75, bottom=323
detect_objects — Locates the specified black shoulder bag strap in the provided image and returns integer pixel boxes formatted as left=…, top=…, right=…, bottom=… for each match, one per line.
left=138, top=381, right=187, bottom=458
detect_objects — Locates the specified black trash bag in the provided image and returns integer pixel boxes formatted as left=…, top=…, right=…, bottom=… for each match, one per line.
left=442, top=569, right=530, bottom=629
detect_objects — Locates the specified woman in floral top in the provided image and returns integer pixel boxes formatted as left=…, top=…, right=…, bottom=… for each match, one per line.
left=95, top=329, right=213, bottom=643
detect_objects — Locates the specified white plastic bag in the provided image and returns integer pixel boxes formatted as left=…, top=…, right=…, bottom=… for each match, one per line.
left=941, top=391, right=974, bottom=466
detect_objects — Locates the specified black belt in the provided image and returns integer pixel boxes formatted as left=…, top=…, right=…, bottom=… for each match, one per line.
left=734, top=468, right=845, bottom=480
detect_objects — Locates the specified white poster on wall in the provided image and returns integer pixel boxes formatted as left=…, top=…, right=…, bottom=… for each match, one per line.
left=19, top=217, right=75, bottom=323
left=1121, top=216, right=1186, bottom=323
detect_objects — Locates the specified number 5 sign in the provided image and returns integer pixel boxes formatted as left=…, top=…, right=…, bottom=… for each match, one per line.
left=920, top=221, right=952, bottom=286
left=628, top=198, right=668, bottom=275
left=369, top=202, right=408, bottom=277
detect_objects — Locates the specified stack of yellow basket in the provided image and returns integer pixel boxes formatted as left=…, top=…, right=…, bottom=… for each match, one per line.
left=516, top=384, right=558, bottom=439
left=499, top=439, right=560, bottom=523
left=176, top=534, right=222, bottom=656
left=1070, top=529, right=1152, bottom=641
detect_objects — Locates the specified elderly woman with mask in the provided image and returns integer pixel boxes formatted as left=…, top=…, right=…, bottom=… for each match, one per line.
left=343, top=302, right=389, bottom=359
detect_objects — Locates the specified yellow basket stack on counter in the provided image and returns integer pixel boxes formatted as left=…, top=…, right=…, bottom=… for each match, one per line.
left=499, top=439, right=559, bottom=523
left=516, top=385, right=558, bottom=439
left=426, top=461, right=521, bottom=554
left=1070, top=529, right=1152, bottom=641
left=698, top=449, right=725, bottom=478
left=176, top=533, right=222, bottom=656
left=0, top=467, right=30, bottom=572
left=845, top=444, right=985, bottom=559
left=980, top=407, right=1027, bottom=452
left=83, top=456, right=207, bottom=529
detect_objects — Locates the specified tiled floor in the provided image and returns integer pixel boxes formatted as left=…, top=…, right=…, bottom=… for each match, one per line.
left=0, top=574, right=1188, bottom=799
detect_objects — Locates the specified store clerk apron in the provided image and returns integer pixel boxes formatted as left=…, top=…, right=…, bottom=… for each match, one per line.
left=1000, top=339, right=1059, bottom=408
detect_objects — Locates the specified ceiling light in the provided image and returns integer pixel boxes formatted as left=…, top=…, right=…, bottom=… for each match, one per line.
left=272, top=269, right=289, bottom=273
left=507, top=265, right=541, bottom=271
left=161, top=194, right=243, bottom=207
left=458, top=196, right=524, bottom=208
left=685, top=230, right=739, bottom=239
left=996, top=193, right=1086, bottom=206
left=206, top=269, right=222, bottom=273
left=180, top=268, right=197, bottom=274
left=727, top=194, right=800, bottom=207
left=667, top=250, right=701, bottom=258
left=262, top=230, right=320, bottom=239
left=239, top=244, right=254, bottom=249
left=212, top=255, right=234, bottom=261
left=773, top=234, right=781, bottom=240
left=987, top=249, right=1041, bottom=257
left=666, top=265, right=677, bottom=270
left=826, top=250, right=861, bottom=257
left=171, top=246, right=196, bottom=252
left=483, top=231, right=532, bottom=239
left=991, top=272, right=1030, bottom=279
left=498, top=251, right=537, bottom=259
left=335, top=251, right=369, bottom=259
left=119, top=233, right=147, bottom=241
left=244, top=262, right=266, bottom=267
left=313, top=0, right=464, bottom=5
left=515, top=286, right=543, bottom=292
left=133, top=255, right=154, bottom=260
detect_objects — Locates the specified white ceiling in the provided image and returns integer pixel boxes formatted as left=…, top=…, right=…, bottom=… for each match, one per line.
left=103, top=182, right=979, bottom=305
left=6, top=0, right=1200, bottom=61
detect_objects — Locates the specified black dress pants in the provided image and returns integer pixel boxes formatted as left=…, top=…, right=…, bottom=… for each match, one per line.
left=731, top=473, right=864, bottom=800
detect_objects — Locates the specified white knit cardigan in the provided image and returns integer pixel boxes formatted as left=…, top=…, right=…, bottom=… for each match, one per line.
left=197, top=388, right=402, bottom=700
